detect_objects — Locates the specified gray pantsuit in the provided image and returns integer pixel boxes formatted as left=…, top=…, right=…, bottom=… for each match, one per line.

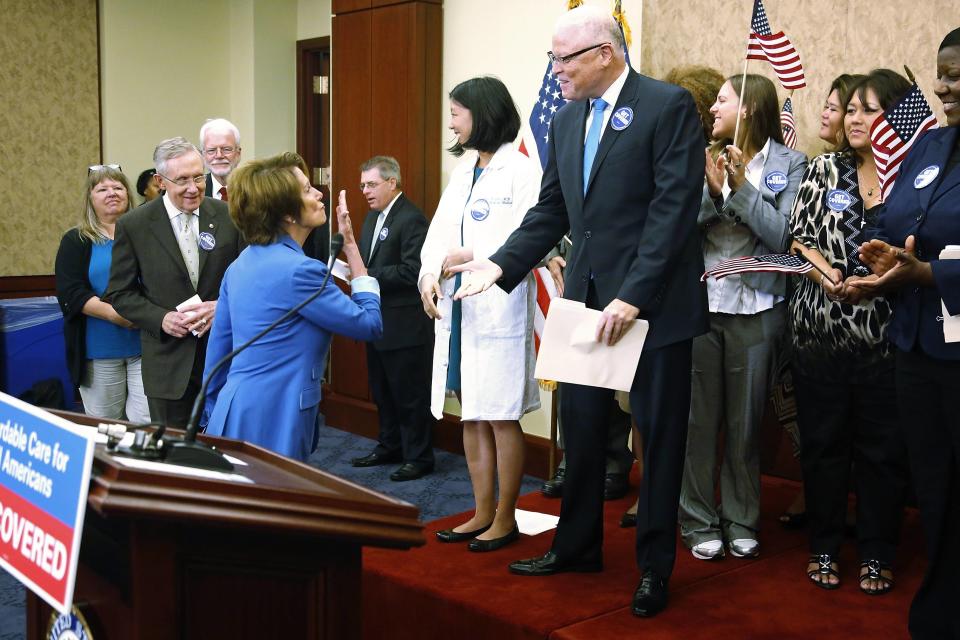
left=679, top=305, right=786, bottom=545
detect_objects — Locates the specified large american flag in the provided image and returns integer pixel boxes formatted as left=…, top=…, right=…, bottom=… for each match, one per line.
left=870, top=83, right=939, bottom=201
left=780, top=97, right=798, bottom=149
left=701, top=253, right=813, bottom=281
left=528, top=65, right=568, bottom=169
left=746, top=0, right=806, bottom=90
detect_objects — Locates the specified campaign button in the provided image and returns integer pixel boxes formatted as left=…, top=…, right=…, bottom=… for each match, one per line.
left=914, top=165, right=939, bottom=189
left=827, top=189, right=853, bottom=212
left=610, top=107, right=633, bottom=131
left=198, top=232, right=216, bottom=251
left=379, top=227, right=389, bottom=241
left=764, top=171, right=788, bottom=193
left=470, top=199, right=490, bottom=221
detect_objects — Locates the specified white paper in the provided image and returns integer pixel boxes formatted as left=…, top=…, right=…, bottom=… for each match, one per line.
left=940, top=247, right=960, bottom=343
left=112, top=455, right=254, bottom=483
left=332, top=258, right=350, bottom=282
left=176, top=294, right=204, bottom=336
left=534, top=298, right=648, bottom=392
left=515, top=509, right=560, bottom=536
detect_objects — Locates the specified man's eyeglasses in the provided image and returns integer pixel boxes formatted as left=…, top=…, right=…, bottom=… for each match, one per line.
left=360, top=180, right=385, bottom=190
left=158, top=172, right=208, bottom=187
left=203, top=146, right=237, bottom=156
left=546, top=42, right=610, bottom=65
left=89, top=164, right=122, bottom=173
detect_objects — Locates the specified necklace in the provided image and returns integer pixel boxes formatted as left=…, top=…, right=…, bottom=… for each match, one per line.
left=857, top=165, right=879, bottom=199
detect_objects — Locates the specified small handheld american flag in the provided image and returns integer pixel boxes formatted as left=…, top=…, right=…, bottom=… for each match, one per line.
left=746, top=0, right=806, bottom=90
left=870, top=83, right=939, bottom=201
left=780, top=97, right=798, bottom=150
left=701, top=253, right=813, bottom=281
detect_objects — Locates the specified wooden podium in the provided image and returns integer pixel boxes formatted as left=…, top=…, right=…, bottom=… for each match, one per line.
left=26, top=411, right=424, bottom=639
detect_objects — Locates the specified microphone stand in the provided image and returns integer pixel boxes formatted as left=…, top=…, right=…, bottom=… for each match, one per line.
left=112, top=233, right=345, bottom=472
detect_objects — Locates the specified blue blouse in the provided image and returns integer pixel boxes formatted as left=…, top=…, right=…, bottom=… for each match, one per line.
left=85, top=241, right=140, bottom=359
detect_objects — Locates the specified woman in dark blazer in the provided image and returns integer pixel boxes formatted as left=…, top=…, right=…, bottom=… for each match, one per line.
left=55, top=165, right=149, bottom=423
left=852, top=28, right=960, bottom=638
left=201, top=152, right=382, bottom=461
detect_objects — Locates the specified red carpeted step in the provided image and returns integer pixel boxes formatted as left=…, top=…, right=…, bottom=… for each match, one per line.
left=550, top=510, right=922, bottom=639
left=362, top=476, right=920, bottom=639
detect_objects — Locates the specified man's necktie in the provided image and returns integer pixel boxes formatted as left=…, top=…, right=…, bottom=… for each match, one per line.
left=177, top=212, right=199, bottom=289
left=583, top=97, right=608, bottom=195
left=369, top=211, right=386, bottom=260
left=219, top=186, right=228, bottom=202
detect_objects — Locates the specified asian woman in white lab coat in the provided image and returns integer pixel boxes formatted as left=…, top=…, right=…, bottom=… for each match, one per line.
left=419, top=77, right=540, bottom=552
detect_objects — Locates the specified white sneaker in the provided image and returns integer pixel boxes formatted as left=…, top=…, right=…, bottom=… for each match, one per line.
left=728, top=538, right=760, bottom=558
left=691, top=539, right=724, bottom=560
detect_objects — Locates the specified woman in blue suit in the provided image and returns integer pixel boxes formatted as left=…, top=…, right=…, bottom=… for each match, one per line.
left=852, top=28, right=960, bottom=639
left=202, top=152, right=382, bottom=461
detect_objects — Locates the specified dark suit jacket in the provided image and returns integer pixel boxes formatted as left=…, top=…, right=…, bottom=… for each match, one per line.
left=873, top=126, right=960, bottom=360
left=492, top=69, right=708, bottom=349
left=359, top=193, right=432, bottom=351
left=105, top=196, right=243, bottom=398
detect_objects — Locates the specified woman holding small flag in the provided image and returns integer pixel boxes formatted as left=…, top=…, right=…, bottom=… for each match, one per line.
left=789, top=69, right=913, bottom=594
left=678, top=73, right=806, bottom=562
left=850, top=28, right=960, bottom=638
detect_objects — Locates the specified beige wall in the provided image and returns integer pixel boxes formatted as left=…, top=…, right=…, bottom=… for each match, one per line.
left=0, top=0, right=100, bottom=277
left=640, top=0, right=951, bottom=158
left=100, top=0, right=299, bottom=184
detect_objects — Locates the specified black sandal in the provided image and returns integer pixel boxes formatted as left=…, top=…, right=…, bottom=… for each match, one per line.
left=859, top=559, right=894, bottom=595
left=807, top=554, right=841, bottom=590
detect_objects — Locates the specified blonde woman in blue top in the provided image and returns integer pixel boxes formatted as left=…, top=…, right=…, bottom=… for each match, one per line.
left=55, top=165, right=149, bottom=422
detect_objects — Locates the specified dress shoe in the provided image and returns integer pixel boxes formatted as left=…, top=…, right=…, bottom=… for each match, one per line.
left=604, top=473, right=629, bottom=500
left=728, top=538, right=760, bottom=558
left=540, top=468, right=565, bottom=498
left=619, top=511, right=637, bottom=528
left=632, top=571, right=669, bottom=617
left=436, top=523, right=491, bottom=543
left=389, top=462, right=433, bottom=482
left=508, top=551, right=602, bottom=576
left=691, top=539, right=724, bottom=560
left=351, top=450, right=401, bottom=467
left=468, top=525, right=520, bottom=552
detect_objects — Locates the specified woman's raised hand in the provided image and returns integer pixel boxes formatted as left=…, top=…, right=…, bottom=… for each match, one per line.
left=336, top=190, right=356, bottom=245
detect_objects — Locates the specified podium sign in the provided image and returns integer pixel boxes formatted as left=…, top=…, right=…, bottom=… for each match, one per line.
left=0, top=392, right=95, bottom=614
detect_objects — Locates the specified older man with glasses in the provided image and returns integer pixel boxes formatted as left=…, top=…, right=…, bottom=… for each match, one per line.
left=199, top=118, right=242, bottom=202
left=106, top=137, right=243, bottom=428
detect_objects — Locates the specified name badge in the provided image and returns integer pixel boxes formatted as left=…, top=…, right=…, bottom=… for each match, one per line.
left=914, top=165, right=939, bottom=189
left=470, top=199, right=490, bottom=221
left=764, top=171, right=788, bottom=193
left=198, top=231, right=216, bottom=251
left=610, top=107, right=633, bottom=131
left=826, top=189, right=852, bottom=212
left=379, top=227, right=389, bottom=241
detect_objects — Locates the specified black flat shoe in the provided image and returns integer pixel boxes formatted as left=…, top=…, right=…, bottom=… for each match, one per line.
left=508, top=551, right=602, bottom=576
left=435, top=523, right=491, bottom=543
left=807, top=554, right=841, bottom=590
left=632, top=571, right=669, bottom=617
left=619, top=511, right=637, bottom=528
left=468, top=525, right=520, bottom=552
left=778, top=510, right=807, bottom=529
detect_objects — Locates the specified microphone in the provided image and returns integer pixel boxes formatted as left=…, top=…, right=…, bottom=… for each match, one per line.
left=112, top=233, right=346, bottom=471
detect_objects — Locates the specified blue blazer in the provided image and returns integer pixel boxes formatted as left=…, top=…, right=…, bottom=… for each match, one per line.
left=202, top=235, right=382, bottom=460
left=492, top=69, right=708, bottom=349
left=873, top=126, right=960, bottom=360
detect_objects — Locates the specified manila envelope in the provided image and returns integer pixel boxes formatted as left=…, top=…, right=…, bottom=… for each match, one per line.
left=534, top=298, right=648, bottom=392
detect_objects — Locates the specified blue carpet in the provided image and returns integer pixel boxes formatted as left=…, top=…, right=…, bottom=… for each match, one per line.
left=0, top=422, right=542, bottom=638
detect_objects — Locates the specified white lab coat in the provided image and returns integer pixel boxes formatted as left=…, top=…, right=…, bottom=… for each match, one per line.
left=419, top=143, right=541, bottom=421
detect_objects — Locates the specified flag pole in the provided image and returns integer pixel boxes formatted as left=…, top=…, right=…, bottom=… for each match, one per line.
left=732, top=35, right=752, bottom=152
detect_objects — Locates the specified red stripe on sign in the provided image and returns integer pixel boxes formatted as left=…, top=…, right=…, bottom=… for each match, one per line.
left=0, top=483, right=74, bottom=603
